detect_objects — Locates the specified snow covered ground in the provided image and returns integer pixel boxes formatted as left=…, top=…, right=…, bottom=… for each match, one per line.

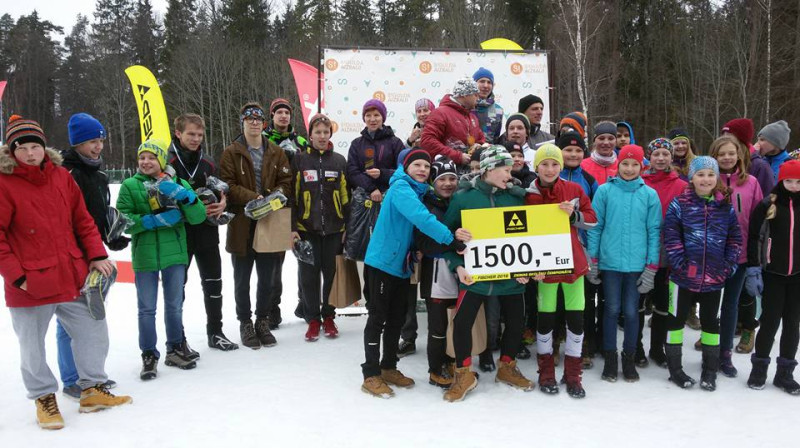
left=0, top=186, right=796, bottom=446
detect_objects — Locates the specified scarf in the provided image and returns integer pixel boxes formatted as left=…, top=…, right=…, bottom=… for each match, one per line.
left=77, top=152, right=102, bottom=168
left=590, top=150, right=617, bottom=167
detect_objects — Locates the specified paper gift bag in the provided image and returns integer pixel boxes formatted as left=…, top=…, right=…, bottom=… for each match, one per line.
left=446, top=303, right=487, bottom=358
left=329, top=255, right=361, bottom=308
left=252, top=208, right=292, bottom=253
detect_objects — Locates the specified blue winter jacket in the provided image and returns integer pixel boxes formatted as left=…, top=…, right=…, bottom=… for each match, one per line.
left=765, top=150, right=791, bottom=181
left=560, top=165, right=599, bottom=200
left=587, top=176, right=662, bottom=272
left=364, top=166, right=454, bottom=278
left=663, top=190, right=742, bottom=292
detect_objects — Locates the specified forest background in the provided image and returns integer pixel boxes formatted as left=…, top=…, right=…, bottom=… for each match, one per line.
left=1, top=0, right=798, bottom=171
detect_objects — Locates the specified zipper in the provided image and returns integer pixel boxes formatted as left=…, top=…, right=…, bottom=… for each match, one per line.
left=789, top=198, right=795, bottom=274
left=319, top=153, right=325, bottom=234
left=487, top=188, right=495, bottom=296
left=700, top=202, right=708, bottom=290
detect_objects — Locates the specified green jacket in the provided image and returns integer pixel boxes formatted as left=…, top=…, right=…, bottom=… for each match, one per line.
left=443, top=174, right=527, bottom=296
left=117, top=172, right=207, bottom=272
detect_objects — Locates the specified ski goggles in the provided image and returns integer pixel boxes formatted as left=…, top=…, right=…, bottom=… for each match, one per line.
left=241, top=107, right=266, bottom=124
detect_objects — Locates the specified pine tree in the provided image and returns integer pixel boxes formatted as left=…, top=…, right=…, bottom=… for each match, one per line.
left=59, top=15, right=94, bottom=119
left=130, top=0, right=163, bottom=70
left=220, top=0, right=271, bottom=45
left=162, top=0, right=196, bottom=66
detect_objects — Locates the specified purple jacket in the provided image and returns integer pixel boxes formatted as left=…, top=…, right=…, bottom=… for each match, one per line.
left=346, top=126, right=406, bottom=193
left=664, top=190, right=742, bottom=292
left=749, top=151, right=775, bottom=197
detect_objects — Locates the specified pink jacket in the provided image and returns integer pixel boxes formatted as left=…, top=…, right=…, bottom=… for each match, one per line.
left=721, top=172, right=763, bottom=264
left=580, top=157, right=618, bottom=185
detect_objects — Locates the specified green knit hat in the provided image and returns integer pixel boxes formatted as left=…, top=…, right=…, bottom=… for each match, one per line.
left=479, top=145, right=513, bottom=174
left=137, top=139, right=168, bottom=170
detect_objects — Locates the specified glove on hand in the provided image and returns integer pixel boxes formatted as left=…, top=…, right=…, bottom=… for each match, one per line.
left=637, top=267, right=658, bottom=294
left=158, top=180, right=197, bottom=204
left=745, top=266, right=763, bottom=297
left=142, top=209, right=182, bottom=230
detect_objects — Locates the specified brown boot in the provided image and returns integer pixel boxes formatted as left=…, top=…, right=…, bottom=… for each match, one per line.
left=429, top=370, right=453, bottom=389
left=496, top=359, right=534, bottom=391
left=444, top=366, right=478, bottom=402
left=79, top=385, right=133, bottom=413
left=381, top=369, right=415, bottom=388
left=563, top=355, right=586, bottom=398
left=35, top=393, right=64, bottom=430
left=361, top=376, right=394, bottom=398
left=736, top=329, right=756, bottom=353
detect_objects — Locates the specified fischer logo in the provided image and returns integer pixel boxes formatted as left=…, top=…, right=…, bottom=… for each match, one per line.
left=137, top=84, right=153, bottom=140
left=510, top=63, right=523, bottom=75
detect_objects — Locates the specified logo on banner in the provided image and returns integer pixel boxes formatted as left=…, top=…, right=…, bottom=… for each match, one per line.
left=524, top=63, right=547, bottom=74
left=303, top=170, right=319, bottom=182
left=373, top=91, right=386, bottom=101
left=325, top=59, right=339, bottom=71
left=503, top=210, right=528, bottom=234
left=419, top=61, right=432, bottom=74
left=331, top=120, right=339, bottom=134
left=510, top=63, right=523, bottom=75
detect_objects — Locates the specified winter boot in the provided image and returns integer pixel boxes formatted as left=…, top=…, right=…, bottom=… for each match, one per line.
left=140, top=351, right=158, bottom=380
left=429, top=366, right=453, bottom=389
left=537, top=353, right=559, bottom=394
left=268, top=307, right=282, bottom=330
left=773, top=357, right=800, bottom=395
left=177, top=339, right=200, bottom=361
left=649, top=311, right=668, bottom=368
left=719, top=349, right=738, bottom=378
left=62, top=384, right=82, bottom=401
left=294, top=301, right=305, bottom=320
left=564, top=355, right=586, bottom=398
left=208, top=331, right=239, bottom=351
left=699, top=344, right=720, bottom=391
left=522, top=328, right=535, bottom=346
left=381, top=369, right=415, bottom=388
left=736, top=329, right=756, bottom=353
left=581, top=341, right=594, bottom=370
left=747, top=355, right=770, bottom=389
left=601, top=351, right=618, bottom=382
left=397, top=340, right=416, bottom=358
left=635, top=344, right=649, bottom=368
left=361, top=376, right=394, bottom=399
left=496, top=359, right=534, bottom=391
left=621, top=351, right=640, bottom=382
left=517, top=344, right=532, bottom=360
left=649, top=349, right=668, bottom=368
left=78, top=385, right=132, bottom=413
left=305, top=319, right=321, bottom=342
left=665, top=344, right=696, bottom=388
left=479, top=350, right=496, bottom=372
left=35, top=393, right=64, bottom=430
left=165, top=348, right=197, bottom=370
left=686, top=304, right=701, bottom=330
left=322, top=316, right=338, bottom=338
left=444, top=367, right=478, bottom=402
left=239, top=320, right=261, bottom=350
left=254, top=317, right=277, bottom=347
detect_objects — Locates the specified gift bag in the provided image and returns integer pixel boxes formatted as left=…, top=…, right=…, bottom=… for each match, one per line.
left=252, top=208, right=292, bottom=253
left=329, top=255, right=361, bottom=308
left=446, top=303, right=487, bottom=358
left=344, top=188, right=380, bottom=261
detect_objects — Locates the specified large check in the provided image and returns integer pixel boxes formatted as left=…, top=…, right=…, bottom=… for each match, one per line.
left=462, top=204, right=573, bottom=282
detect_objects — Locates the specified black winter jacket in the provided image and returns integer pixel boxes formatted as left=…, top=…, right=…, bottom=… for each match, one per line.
left=168, top=139, right=220, bottom=248
left=292, top=144, right=349, bottom=235
left=748, top=183, right=800, bottom=276
left=60, top=149, right=112, bottom=241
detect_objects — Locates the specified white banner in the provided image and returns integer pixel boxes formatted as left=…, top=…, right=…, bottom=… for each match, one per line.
left=322, top=47, right=550, bottom=155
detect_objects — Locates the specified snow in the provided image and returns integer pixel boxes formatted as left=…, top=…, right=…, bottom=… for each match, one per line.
left=0, top=186, right=795, bottom=446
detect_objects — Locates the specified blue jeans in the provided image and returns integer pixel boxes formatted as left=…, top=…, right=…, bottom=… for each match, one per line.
left=135, top=264, right=187, bottom=357
left=602, top=271, right=640, bottom=353
left=720, top=263, right=747, bottom=351
left=56, top=319, right=79, bottom=387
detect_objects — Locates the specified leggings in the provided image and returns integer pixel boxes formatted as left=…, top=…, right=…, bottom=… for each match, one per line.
left=454, top=291, right=524, bottom=367
left=754, top=272, right=800, bottom=359
left=425, top=298, right=456, bottom=373
left=666, top=283, right=721, bottom=346
left=537, top=278, right=585, bottom=357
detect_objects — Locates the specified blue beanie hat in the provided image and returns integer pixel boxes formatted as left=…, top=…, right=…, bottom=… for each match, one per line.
left=472, top=67, right=494, bottom=83
left=68, top=113, right=106, bottom=146
left=688, top=156, right=720, bottom=180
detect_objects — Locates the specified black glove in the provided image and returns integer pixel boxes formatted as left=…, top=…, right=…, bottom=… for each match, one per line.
left=106, top=236, right=130, bottom=251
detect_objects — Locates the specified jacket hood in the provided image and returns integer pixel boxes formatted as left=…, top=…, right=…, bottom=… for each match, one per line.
left=0, top=145, right=63, bottom=175
left=61, top=147, right=100, bottom=172
left=458, top=172, right=526, bottom=197
left=616, top=121, right=636, bottom=145
left=390, top=164, right=431, bottom=196
left=439, top=94, right=469, bottom=115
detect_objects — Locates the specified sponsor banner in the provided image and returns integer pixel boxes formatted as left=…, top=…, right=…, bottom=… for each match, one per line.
left=322, top=47, right=549, bottom=155
left=288, top=58, right=324, bottom=133
left=461, top=204, right=573, bottom=281
left=124, top=65, right=171, bottom=148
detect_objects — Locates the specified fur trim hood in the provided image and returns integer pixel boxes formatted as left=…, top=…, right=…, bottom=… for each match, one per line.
left=0, top=145, right=63, bottom=174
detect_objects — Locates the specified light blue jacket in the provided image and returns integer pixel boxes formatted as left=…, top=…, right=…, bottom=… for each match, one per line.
left=365, top=166, right=454, bottom=278
left=587, top=176, right=662, bottom=273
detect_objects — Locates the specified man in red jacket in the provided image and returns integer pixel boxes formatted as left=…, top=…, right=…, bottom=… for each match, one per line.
left=0, top=116, right=131, bottom=430
left=420, top=77, right=486, bottom=167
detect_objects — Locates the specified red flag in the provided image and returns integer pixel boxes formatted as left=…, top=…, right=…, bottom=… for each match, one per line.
left=288, top=59, right=323, bottom=133
left=0, top=81, right=6, bottom=101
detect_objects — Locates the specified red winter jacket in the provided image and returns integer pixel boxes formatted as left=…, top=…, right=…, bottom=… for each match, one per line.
left=580, top=156, right=618, bottom=185
left=642, top=170, right=688, bottom=219
left=420, top=94, right=485, bottom=163
left=525, top=177, right=597, bottom=284
left=0, top=147, right=107, bottom=308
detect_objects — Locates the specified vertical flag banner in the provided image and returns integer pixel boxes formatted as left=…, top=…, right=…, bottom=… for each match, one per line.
left=322, top=47, right=549, bottom=155
left=288, top=58, right=324, bottom=133
left=480, top=38, right=524, bottom=51
left=0, top=80, right=7, bottom=143
left=0, top=80, right=7, bottom=102
left=124, top=65, right=170, bottom=148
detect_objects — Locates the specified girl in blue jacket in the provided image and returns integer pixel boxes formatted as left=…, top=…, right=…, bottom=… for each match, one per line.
left=361, top=149, right=468, bottom=398
left=587, top=145, right=661, bottom=384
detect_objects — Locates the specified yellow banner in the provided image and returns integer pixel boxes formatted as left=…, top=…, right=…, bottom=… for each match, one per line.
left=461, top=204, right=569, bottom=240
left=124, top=65, right=171, bottom=148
